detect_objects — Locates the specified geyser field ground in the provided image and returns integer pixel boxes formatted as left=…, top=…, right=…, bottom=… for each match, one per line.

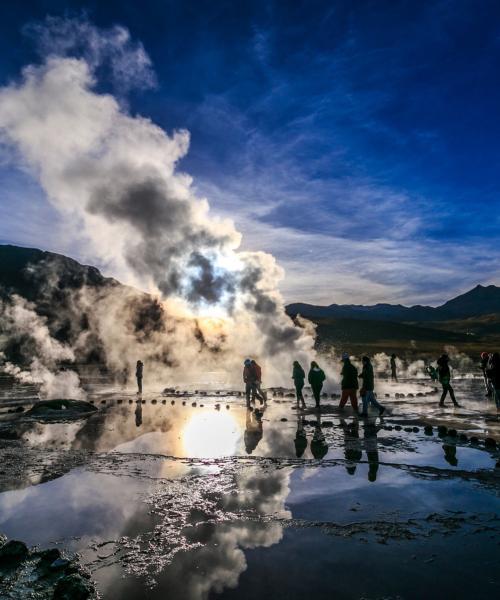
left=0, top=375, right=499, bottom=599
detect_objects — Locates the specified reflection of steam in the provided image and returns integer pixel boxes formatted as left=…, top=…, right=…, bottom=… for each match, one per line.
left=0, top=17, right=315, bottom=388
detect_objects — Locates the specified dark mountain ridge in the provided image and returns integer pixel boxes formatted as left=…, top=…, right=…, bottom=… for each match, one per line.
left=287, top=284, right=500, bottom=322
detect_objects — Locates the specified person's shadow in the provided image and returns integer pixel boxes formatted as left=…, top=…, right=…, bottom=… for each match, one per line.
left=244, top=407, right=264, bottom=455
left=363, top=421, right=382, bottom=482
left=310, top=414, right=328, bottom=459
left=340, top=417, right=362, bottom=475
left=294, top=413, right=308, bottom=458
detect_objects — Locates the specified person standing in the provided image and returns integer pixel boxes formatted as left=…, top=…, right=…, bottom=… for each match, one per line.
left=243, top=359, right=265, bottom=406
left=390, top=354, right=398, bottom=382
left=339, top=353, right=359, bottom=412
left=308, top=361, right=326, bottom=409
left=437, top=354, right=459, bottom=407
left=486, top=352, right=500, bottom=410
left=251, top=359, right=267, bottom=404
left=292, top=361, right=306, bottom=408
left=359, top=356, right=385, bottom=417
left=135, top=360, right=143, bottom=395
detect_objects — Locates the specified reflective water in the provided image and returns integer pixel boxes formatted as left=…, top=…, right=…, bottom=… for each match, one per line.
left=0, top=376, right=499, bottom=599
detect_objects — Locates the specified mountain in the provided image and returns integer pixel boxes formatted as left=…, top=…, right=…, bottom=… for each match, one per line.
left=287, top=284, right=500, bottom=322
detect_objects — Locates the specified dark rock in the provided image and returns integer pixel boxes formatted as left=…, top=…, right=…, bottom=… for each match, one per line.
left=459, top=433, right=468, bottom=442
left=0, top=540, right=29, bottom=564
left=412, top=426, right=419, bottom=433
left=53, top=573, right=94, bottom=600
left=38, top=548, right=61, bottom=563
left=280, top=418, right=288, bottom=422
left=128, top=399, right=133, bottom=404
left=395, top=425, right=402, bottom=431
left=171, top=400, right=175, bottom=405
left=485, top=437, right=497, bottom=448
left=470, top=436, right=479, bottom=445
left=226, top=405, right=230, bottom=409
left=151, top=399, right=157, bottom=404
left=404, top=427, right=412, bottom=433
left=14, top=406, right=24, bottom=412
left=447, top=429, right=457, bottom=437
left=437, top=425, right=448, bottom=437
left=117, top=399, right=123, bottom=404
left=191, top=402, right=197, bottom=407
left=0, top=428, right=20, bottom=440
left=50, top=557, right=71, bottom=570
left=424, top=425, right=433, bottom=435
left=161, top=399, right=166, bottom=404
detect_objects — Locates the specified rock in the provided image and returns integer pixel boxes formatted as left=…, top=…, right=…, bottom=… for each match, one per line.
left=394, top=425, right=402, bottom=431
left=0, top=540, right=29, bottom=564
left=151, top=399, right=157, bottom=404
left=412, top=427, right=419, bottom=433
left=53, top=573, right=94, bottom=600
left=38, top=548, right=61, bottom=563
left=162, top=399, right=166, bottom=404
left=424, top=425, right=433, bottom=435
left=470, top=436, right=479, bottom=445
left=226, top=405, right=230, bottom=409
left=385, top=394, right=390, bottom=398
left=50, top=557, right=71, bottom=570
left=117, top=399, right=123, bottom=404
left=14, top=406, right=24, bottom=412
left=128, top=399, right=133, bottom=404
left=407, top=393, right=414, bottom=398
left=447, top=429, right=457, bottom=437
left=386, top=425, right=394, bottom=431
left=280, top=418, right=288, bottom=422
left=182, top=401, right=186, bottom=406
left=485, top=437, right=497, bottom=448
left=192, top=402, right=197, bottom=407
left=0, top=428, right=20, bottom=440
left=171, top=400, right=175, bottom=405
left=404, top=427, right=412, bottom=433
left=459, top=433, right=467, bottom=442
left=437, top=425, right=448, bottom=437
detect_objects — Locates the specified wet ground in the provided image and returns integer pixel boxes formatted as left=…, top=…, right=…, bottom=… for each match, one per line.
left=0, top=373, right=499, bottom=599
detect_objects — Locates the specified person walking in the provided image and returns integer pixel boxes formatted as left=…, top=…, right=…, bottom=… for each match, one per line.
left=308, top=361, right=326, bottom=409
left=339, top=353, right=359, bottom=412
left=359, top=356, right=385, bottom=417
left=486, top=352, right=500, bottom=410
left=390, top=354, right=398, bottom=382
left=480, top=352, right=493, bottom=397
left=292, top=361, right=306, bottom=408
left=135, top=360, right=143, bottom=394
left=243, top=359, right=265, bottom=406
left=437, top=354, right=459, bottom=407
left=251, top=359, right=267, bottom=404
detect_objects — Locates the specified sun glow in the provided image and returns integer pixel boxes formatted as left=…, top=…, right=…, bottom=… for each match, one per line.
left=182, top=411, right=240, bottom=458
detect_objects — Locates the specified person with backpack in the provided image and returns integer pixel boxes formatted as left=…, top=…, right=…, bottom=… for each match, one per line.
left=292, top=361, right=306, bottom=408
left=308, top=361, right=326, bottom=409
left=359, top=356, right=385, bottom=417
left=339, top=353, right=359, bottom=412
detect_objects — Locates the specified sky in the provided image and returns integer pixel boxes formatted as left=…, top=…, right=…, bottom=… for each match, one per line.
left=0, top=0, right=499, bottom=306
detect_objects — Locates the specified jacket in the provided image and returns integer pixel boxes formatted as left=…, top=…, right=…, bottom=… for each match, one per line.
left=308, top=367, right=325, bottom=388
left=359, top=363, right=374, bottom=391
left=341, top=361, right=358, bottom=390
left=244, top=364, right=257, bottom=383
left=292, top=364, right=305, bottom=383
left=252, top=362, right=262, bottom=383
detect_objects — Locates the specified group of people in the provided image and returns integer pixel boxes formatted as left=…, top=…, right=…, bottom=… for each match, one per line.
left=289, top=354, right=386, bottom=417
left=480, top=351, right=500, bottom=408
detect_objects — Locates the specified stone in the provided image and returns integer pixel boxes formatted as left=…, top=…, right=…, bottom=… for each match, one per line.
left=395, top=425, right=402, bottom=431
left=151, top=399, right=157, bottom=404
left=0, top=540, right=29, bottom=564
left=437, top=425, right=448, bottom=436
left=404, top=427, right=412, bottom=433
left=50, top=557, right=71, bottom=570
left=412, top=427, right=419, bottom=433
left=485, top=437, right=497, bottom=448
left=459, top=433, right=467, bottom=442
left=470, top=436, right=479, bottom=445
left=280, top=418, right=288, bottom=422
left=53, top=573, right=94, bottom=600
left=424, top=425, right=433, bottom=435
left=447, top=429, right=457, bottom=437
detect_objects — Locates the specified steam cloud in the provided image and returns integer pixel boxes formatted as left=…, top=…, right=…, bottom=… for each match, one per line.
left=0, top=16, right=315, bottom=391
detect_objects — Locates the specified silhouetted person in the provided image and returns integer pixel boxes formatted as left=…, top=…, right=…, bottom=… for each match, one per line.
left=486, top=352, right=500, bottom=410
left=243, top=359, right=265, bottom=406
left=426, top=365, right=438, bottom=382
left=437, top=354, right=459, bottom=407
left=251, top=359, right=267, bottom=404
left=294, top=413, right=308, bottom=458
left=308, top=361, right=326, bottom=409
left=339, top=353, right=359, bottom=412
left=443, top=443, right=458, bottom=467
left=359, top=356, right=385, bottom=417
left=480, top=352, right=493, bottom=396
left=310, top=414, right=328, bottom=459
left=244, top=406, right=263, bottom=454
left=135, top=401, right=142, bottom=427
left=390, top=354, right=398, bottom=382
left=292, top=361, right=306, bottom=408
left=136, top=360, right=143, bottom=394
left=340, top=418, right=362, bottom=475
left=363, top=422, right=381, bottom=482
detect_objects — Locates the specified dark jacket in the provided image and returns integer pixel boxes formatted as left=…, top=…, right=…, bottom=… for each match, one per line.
left=243, top=364, right=257, bottom=383
left=308, top=367, right=325, bottom=388
left=136, top=363, right=143, bottom=378
left=341, top=361, right=358, bottom=390
left=293, top=364, right=305, bottom=384
left=359, top=362, right=374, bottom=391
left=486, top=355, right=500, bottom=388
left=437, top=360, right=451, bottom=384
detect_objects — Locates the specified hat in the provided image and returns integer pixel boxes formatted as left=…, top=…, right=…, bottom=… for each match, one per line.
left=244, top=358, right=251, bottom=365
left=342, top=352, right=349, bottom=360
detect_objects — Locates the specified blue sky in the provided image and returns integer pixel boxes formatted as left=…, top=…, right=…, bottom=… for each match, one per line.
left=1, top=0, right=499, bottom=305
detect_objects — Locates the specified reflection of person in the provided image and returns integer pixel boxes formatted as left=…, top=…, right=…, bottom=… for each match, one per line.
left=363, top=422, right=381, bottom=482
left=135, top=401, right=143, bottom=427
left=292, top=361, right=306, bottom=408
left=136, top=360, right=143, bottom=394
left=437, top=354, right=459, bottom=407
left=340, top=418, right=362, bottom=475
left=339, top=353, right=359, bottom=412
left=443, top=443, right=458, bottom=466
left=308, top=361, right=326, bottom=409
left=294, top=413, right=308, bottom=458
left=310, top=414, right=328, bottom=459
left=359, top=356, right=385, bottom=417
left=390, top=354, right=398, bottom=382
left=244, top=407, right=264, bottom=454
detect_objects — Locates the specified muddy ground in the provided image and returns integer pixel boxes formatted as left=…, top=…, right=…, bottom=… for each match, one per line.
left=0, top=373, right=499, bottom=599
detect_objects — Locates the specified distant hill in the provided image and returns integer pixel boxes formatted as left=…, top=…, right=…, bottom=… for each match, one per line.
left=287, top=284, right=500, bottom=322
